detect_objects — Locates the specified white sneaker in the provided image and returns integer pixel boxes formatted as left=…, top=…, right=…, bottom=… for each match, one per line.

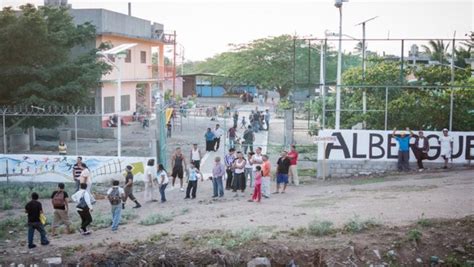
left=418, top=168, right=424, bottom=172
left=180, top=187, right=184, bottom=192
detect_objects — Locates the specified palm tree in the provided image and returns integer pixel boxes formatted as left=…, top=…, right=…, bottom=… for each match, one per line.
left=353, top=41, right=367, bottom=55
left=421, top=40, right=450, bottom=63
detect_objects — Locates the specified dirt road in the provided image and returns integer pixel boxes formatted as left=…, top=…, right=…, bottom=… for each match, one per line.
left=1, top=168, right=472, bottom=262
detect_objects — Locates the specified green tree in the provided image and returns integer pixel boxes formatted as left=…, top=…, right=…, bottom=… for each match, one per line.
left=421, top=40, right=450, bottom=64
left=0, top=4, right=110, bottom=128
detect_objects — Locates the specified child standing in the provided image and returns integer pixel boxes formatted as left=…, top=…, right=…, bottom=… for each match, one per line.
left=240, top=116, right=247, bottom=129
left=250, top=166, right=262, bottom=202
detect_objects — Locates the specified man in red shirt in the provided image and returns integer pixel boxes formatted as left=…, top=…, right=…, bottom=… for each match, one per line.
left=287, top=145, right=299, bottom=185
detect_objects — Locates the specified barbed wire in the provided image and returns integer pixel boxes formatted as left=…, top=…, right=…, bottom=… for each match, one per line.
left=0, top=105, right=96, bottom=115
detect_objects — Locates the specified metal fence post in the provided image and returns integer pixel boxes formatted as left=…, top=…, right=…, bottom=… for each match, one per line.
left=74, top=109, right=79, bottom=156
left=384, top=87, right=388, bottom=130
left=2, top=108, right=7, bottom=154
left=449, top=37, right=455, bottom=131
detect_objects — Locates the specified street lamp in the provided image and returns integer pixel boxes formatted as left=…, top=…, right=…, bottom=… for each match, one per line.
left=97, top=43, right=137, bottom=158
left=334, top=0, right=348, bottom=130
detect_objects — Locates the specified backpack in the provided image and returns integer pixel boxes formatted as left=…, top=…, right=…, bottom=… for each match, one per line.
left=108, top=188, right=121, bottom=205
left=243, top=130, right=253, bottom=141
left=52, top=191, right=65, bottom=207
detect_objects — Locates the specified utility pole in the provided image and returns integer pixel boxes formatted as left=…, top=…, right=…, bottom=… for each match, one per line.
left=355, top=16, right=378, bottom=129
left=172, top=30, right=177, bottom=96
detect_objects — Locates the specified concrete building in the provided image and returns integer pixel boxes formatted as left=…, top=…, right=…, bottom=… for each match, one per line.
left=68, top=8, right=166, bottom=126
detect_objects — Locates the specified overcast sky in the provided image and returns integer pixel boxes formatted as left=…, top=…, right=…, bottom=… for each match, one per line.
left=2, top=0, right=473, bottom=61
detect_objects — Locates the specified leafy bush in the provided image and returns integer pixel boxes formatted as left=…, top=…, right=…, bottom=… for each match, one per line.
left=308, top=220, right=334, bottom=236
left=139, top=213, right=173, bottom=226
left=407, top=228, right=422, bottom=242
left=343, top=216, right=379, bottom=233
left=2, top=199, right=13, bottom=210
left=206, top=228, right=261, bottom=249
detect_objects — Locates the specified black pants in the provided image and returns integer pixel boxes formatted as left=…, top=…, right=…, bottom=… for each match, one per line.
left=413, top=147, right=427, bottom=169
left=206, top=140, right=215, bottom=151
left=77, top=209, right=92, bottom=232
left=191, top=160, right=201, bottom=170
left=243, top=142, right=253, bottom=154
left=214, top=137, right=221, bottom=151
left=225, top=169, right=233, bottom=190
left=186, top=180, right=198, bottom=198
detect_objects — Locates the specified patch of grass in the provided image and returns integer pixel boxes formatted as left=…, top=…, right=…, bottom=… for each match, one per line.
left=122, top=210, right=138, bottom=221
left=180, top=208, right=190, bottom=215
left=139, top=213, right=173, bottom=225
left=407, top=228, right=422, bottom=242
left=205, top=228, right=261, bottom=249
left=298, top=169, right=315, bottom=177
left=343, top=215, right=379, bottom=233
left=148, top=231, right=169, bottom=242
left=289, top=227, right=308, bottom=237
left=91, top=213, right=112, bottom=229
left=0, top=216, right=26, bottom=239
left=308, top=220, right=334, bottom=236
left=417, top=214, right=433, bottom=227
left=2, top=199, right=13, bottom=210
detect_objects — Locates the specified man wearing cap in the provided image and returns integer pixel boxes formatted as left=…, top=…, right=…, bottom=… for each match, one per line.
left=123, top=165, right=141, bottom=209
left=413, top=130, right=429, bottom=171
left=393, top=127, right=413, bottom=171
left=439, top=128, right=454, bottom=169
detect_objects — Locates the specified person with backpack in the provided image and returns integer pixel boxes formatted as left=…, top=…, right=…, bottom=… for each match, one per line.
left=71, top=183, right=94, bottom=235
left=25, top=192, right=49, bottom=248
left=107, top=180, right=125, bottom=232
left=243, top=126, right=255, bottom=154
left=50, top=183, right=71, bottom=236
left=123, top=165, right=141, bottom=209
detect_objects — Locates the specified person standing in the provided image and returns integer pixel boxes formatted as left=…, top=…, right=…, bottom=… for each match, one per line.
left=212, top=156, right=225, bottom=198
left=212, top=124, right=225, bottom=151
left=157, top=164, right=169, bottom=203
left=233, top=111, right=239, bottom=128
left=190, top=143, right=202, bottom=170
left=240, top=116, right=247, bottom=129
left=264, top=109, right=270, bottom=131
left=274, top=151, right=291, bottom=194
left=228, top=126, right=237, bottom=149
left=79, top=164, right=95, bottom=204
left=243, top=126, right=255, bottom=154
left=393, top=128, right=412, bottom=171
left=245, top=152, right=254, bottom=188
left=106, top=180, right=125, bottom=232
left=287, top=145, right=299, bottom=186
left=249, top=166, right=262, bottom=202
left=185, top=163, right=202, bottom=199
left=25, top=192, right=49, bottom=248
left=144, top=159, right=158, bottom=201
left=123, top=165, right=141, bottom=209
left=71, top=183, right=93, bottom=235
left=205, top=128, right=216, bottom=152
left=72, top=157, right=84, bottom=192
left=439, top=128, right=454, bottom=169
left=224, top=148, right=236, bottom=190
left=413, top=130, right=430, bottom=171
left=58, top=141, right=67, bottom=155
left=50, top=183, right=71, bottom=235
left=261, top=155, right=271, bottom=198
left=232, top=151, right=247, bottom=197
left=171, top=147, right=187, bottom=191
left=251, top=147, right=264, bottom=187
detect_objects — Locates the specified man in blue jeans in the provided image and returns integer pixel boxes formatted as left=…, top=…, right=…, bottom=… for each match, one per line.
left=107, top=180, right=125, bottom=232
left=393, top=127, right=413, bottom=171
left=25, top=192, right=49, bottom=248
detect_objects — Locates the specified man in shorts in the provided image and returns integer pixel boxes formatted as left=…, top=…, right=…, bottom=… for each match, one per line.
left=274, top=151, right=291, bottom=194
left=171, top=147, right=187, bottom=191
left=123, top=165, right=141, bottom=209
left=50, top=183, right=71, bottom=235
left=439, top=128, right=454, bottom=169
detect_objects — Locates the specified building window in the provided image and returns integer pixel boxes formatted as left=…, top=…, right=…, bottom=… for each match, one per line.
left=140, top=51, right=146, bottom=64
left=125, top=49, right=131, bottom=63
left=121, top=95, right=130, bottom=111
left=104, top=96, right=115, bottom=114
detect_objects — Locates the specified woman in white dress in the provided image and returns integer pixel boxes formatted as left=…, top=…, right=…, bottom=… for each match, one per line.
left=144, top=159, right=158, bottom=202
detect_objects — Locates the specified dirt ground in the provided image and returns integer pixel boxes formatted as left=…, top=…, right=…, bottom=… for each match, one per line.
left=1, top=168, right=473, bottom=266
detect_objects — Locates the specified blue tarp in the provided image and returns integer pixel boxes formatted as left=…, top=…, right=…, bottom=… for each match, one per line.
left=196, top=85, right=257, bottom=97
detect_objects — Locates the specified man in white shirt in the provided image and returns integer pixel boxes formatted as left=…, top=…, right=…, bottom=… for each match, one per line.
left=212, top=124, right=225, bottom=151
left=190, top=143, right=202, bottom=170
left=439, top=128, right=454, bottom=169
